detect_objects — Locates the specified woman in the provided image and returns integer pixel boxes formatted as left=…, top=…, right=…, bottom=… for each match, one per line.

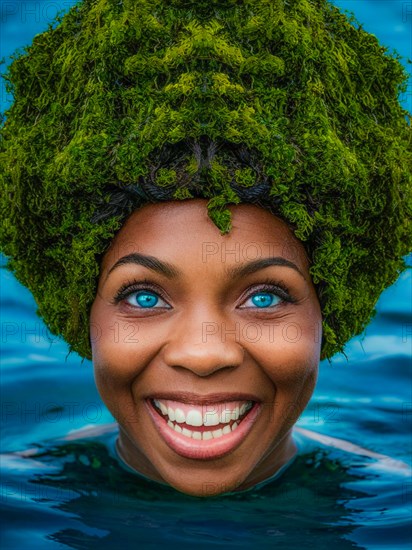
left=89, top=198, right=322, bottom=495
left=1, top=0, right=410, bottom=500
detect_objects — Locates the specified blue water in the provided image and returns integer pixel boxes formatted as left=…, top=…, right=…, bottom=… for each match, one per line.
left=1, top=1, right=411, bottom=549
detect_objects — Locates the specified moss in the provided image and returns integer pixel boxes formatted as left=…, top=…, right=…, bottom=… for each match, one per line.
left=1, top=0, right=411, bottom=361
left=156, top=168, right=177, bottom=187
left=173, top=187, right=194, bottom=200
left=235, top=168, right=256, bottom=187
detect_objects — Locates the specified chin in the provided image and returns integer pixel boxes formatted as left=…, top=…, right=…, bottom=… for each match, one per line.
left=158, top=466, right=245, bottom=498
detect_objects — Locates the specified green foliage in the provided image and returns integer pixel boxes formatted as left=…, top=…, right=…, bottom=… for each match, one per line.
left=156, top=168, right=177, bottom=187
left=1, top=0, right=411, bottom=361
left=235, top=168, right=256, bottom=187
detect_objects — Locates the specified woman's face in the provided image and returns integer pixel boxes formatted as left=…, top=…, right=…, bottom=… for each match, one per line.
left=90, top=199, right=322, bottom=496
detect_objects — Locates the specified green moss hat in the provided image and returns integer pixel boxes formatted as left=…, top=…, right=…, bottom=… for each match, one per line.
left=1, top=0, right=411, bottom=361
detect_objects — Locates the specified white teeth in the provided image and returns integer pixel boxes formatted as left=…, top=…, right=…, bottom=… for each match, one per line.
left=165, top=419, right=241, bottom=439
left=174, top=408, right=185, bottom=424
left=203, top=410, right=220, bottom=427
left=159, top=401, right=168, bottom=416
left=154, top=399, right=254, bottom=428
left=155, top=399, right=168, bottom=416
left=220, top=408, right=232, bottom=423
left=186, top=409, right=203, bottom=427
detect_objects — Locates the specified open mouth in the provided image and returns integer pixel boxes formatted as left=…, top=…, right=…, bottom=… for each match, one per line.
left=146, top=397, right=261, bottom=460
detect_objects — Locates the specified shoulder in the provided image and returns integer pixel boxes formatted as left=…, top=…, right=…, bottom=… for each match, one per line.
left=294, top=426, right=410, bottom=475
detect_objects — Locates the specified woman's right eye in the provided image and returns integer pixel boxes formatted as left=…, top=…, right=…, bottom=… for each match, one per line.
left=112, top=280, right=172, bottom=310
left=124, top=290, right=171, bottom=309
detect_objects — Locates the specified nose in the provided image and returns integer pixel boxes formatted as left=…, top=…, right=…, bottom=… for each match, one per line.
left=162, top=312, right=245, bottom=377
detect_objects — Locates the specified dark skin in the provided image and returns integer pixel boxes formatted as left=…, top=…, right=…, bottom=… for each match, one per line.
left=90, top=199, right=322, bottom=497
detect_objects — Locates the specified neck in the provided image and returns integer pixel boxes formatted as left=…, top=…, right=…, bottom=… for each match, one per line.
left=116, top=426, right=298, bottom=494
left=229, top=430, right=298, bottom=493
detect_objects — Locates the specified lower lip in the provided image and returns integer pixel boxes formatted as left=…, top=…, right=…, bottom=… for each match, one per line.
left=145, top=399, right=262, bottom=460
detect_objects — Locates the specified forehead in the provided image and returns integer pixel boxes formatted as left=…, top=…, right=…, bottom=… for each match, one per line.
left=101, top=199, right=308, bottom=274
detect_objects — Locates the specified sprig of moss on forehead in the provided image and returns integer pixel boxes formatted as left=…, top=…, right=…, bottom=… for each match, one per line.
left=1, top=0, right=411, bottom=361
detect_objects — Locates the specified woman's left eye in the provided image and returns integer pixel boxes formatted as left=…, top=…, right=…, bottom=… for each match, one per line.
left=241, top=282, right=295, bottom=309
left=240, top=291, right=282, bottom=309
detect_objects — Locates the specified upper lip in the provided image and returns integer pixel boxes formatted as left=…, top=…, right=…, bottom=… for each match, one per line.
left=147, top=391, right=261, bottom=405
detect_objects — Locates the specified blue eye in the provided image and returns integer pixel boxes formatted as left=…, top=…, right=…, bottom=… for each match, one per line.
left=114, top=279, right=293, bottom=311
left=126, top=290, right=169, bottom=309
left=242, top=291, right=282, bottom=309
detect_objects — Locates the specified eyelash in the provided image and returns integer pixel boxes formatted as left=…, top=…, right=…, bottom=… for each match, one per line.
left=111, top=277, right=296, bottom=309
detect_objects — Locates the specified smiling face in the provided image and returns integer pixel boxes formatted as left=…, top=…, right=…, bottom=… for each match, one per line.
left=90, top=199, right=322, bottom=496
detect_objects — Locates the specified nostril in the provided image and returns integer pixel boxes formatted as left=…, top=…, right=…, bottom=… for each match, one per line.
left=169, top=363, right=239, bottom=378
left=163, top=338, right=245, bottom=377
left=162, top=340, right=245, bottom=376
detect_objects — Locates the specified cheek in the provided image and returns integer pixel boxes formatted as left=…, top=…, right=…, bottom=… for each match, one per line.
left=90, top=301, right=138, bottom=412
left=90, top=301, right=170, bottom=429
left=252, top=327, right=320, bottom=393
left=92, top=359, right=143, bottom=428
left=257, top=337, right=318, bottom=427
left=90, top=298, right=156, bottom=377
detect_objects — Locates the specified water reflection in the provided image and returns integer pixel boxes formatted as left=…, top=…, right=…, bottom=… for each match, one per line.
left=3, top=430, right=393, bottom=549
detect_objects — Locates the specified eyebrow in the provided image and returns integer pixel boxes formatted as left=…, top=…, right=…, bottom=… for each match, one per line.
left=226, top=257, right=305, bottom=280
left=105, top=253, right=181, bottom=282
left=105, top=252, right=305, bottom=282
